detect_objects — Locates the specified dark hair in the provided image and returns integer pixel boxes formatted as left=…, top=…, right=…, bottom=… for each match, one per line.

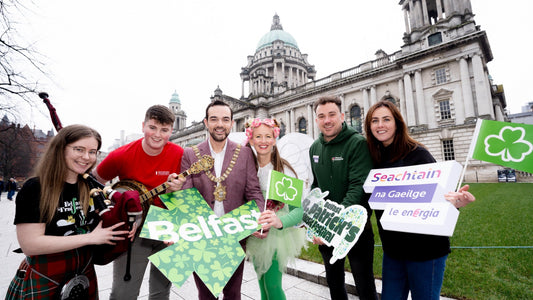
left=205, top=100, right=233, bottom=120
left=313, top=95, right=341, bottom=113
left=144, top=105, right=175, bottom=125
left=35, top=124, right=102, bottom=223
left=364, top=100, right=422, bottom=165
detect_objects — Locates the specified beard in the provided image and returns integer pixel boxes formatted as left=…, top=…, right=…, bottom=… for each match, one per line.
left=209, top=128, right=229, bottom=142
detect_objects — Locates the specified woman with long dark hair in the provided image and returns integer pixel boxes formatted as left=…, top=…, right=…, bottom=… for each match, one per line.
left=6, top=124, right=129, bottom=299
left=364, top=101, right=474, bottom=300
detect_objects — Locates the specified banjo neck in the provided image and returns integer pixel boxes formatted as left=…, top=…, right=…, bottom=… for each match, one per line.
left=131, top=156, right=212, bottom=205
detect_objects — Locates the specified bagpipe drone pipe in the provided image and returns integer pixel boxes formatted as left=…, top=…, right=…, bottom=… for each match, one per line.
left=40, top=92, right=142, bottom=280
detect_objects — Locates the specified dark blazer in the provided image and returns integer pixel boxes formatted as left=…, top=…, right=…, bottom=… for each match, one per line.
left=181, top=139, right=265, bottom=213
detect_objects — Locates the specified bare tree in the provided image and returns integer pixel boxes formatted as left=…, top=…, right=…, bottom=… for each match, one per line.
left=0, top=0, right=47, bottom=122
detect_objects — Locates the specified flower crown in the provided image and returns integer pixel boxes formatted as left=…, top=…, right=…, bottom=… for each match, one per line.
left=244, top=118, right=281, bottom=141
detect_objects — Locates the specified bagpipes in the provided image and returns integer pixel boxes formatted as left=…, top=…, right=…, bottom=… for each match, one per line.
left=40, top=92, right=142, bottom=280
left=82, top=173, right=142, bottom=280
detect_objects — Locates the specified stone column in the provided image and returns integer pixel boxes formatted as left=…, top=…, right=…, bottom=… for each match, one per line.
left=404, top=73, right=416, bottom=126
left=403, top=7, right=410, bottom=34
left=285, top=110, right=291, bottom=133
left=421, top=0, right=429, bottom=26
left=459, top=56, right=474, bottom=120
left=290, top=109, right=296, bottom=132
left=398, top=78, right=407, bottom=121
left=370, top=85, right=377, bottom=106
left=436, top=0, right=443, bottom=20
left=472, top=53, right=493, bottom=118
left=307, top=104, right=314, bottom=138
left=415, top=0, right=423, bottom=28
left=414, top=69, right=427, bottom=125
left=495, top=104, right=505, bottom=121
left=363, top=88, right=370, bottom=117
left=339, top=94, right=346, bottom=114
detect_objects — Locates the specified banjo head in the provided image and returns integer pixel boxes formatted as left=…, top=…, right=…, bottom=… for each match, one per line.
left=111, top=180, right=150, bottom=195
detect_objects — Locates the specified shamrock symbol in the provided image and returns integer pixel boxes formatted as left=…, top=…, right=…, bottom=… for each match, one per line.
left=139, top=188, right=261, bottom=297
left=275, top=177, right=298, bottom=201
left=484, top=126, right=533, bottom=162
left=301, top=188, right=367, bottom=264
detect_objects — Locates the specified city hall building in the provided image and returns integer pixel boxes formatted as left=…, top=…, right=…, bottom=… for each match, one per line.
left=169, top=0, right=515, bottom=182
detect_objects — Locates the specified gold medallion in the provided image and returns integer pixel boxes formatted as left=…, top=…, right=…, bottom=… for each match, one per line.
left=192, top=144, right=241, bottom=203
left=214, top=184, right=227, bottom=202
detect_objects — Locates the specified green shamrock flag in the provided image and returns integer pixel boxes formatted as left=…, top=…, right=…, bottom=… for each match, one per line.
left=139, top=188, right=261, bottom=297
left=469, top=119, right=533, bottom=173
left=266, top=170, right=304, bottom=207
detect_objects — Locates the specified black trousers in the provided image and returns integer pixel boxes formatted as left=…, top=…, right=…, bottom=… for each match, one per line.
left=319, top=220, right=378, bottom=300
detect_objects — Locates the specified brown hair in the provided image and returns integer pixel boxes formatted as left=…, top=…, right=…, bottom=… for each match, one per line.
left=34, top=124, right=102, bottom=223
left=205, top=100, right=233, bottom=120
left=364, top=100, right=423, bottom=165
left=313, top=95, right=341, bottom=113
left=144, top=105, right=175, bottom=125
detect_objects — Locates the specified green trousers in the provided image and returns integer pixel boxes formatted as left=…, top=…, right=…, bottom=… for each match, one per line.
left=257, top=259, right=286, bottom=300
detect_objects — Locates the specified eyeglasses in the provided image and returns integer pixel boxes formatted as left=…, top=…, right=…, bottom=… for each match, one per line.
left=67, top=146, right=100, bottom=157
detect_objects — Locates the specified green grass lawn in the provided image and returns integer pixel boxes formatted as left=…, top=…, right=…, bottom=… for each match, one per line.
left=299, top=183, right=533, bottom=300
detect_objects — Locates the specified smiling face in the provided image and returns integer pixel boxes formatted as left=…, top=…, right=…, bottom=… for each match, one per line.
left=370, top=106, right=397, bottom=147
left=249, top=124, right=276, bottom=158
left=142, top=119, right=172, bottom=155
left=65, top=137, right=99, bottom=183
left=315, top=102, right=345, bottom=142
left=204, top=104, right=234, bottom=144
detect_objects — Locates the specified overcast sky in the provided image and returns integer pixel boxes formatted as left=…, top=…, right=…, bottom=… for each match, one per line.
left=17, top=0, right=532, bottom=150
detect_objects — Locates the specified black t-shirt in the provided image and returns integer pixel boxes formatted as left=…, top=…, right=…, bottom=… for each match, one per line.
left=15, top=177, right=99, bottom=236
left=375, top=145, right=451, bottom=261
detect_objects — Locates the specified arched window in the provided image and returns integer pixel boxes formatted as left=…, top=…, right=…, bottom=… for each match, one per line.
left=280, top=122, right=286, bottom=138
left=298, top=118, right=307, bottom=134
left=349, top=105, right=362, bottom=133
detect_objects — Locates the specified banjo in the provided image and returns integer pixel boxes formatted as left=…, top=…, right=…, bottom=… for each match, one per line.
left=111, top=154, right=214, bottom=217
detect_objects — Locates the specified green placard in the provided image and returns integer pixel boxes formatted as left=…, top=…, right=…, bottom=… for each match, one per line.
left=139, top=188, right=261, bottom=297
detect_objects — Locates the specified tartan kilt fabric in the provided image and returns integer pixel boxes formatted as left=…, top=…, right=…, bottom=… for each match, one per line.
left=6, top=247, right=98, bottom=299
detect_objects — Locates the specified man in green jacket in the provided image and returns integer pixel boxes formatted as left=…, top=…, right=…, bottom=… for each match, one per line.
left=309, top=95, right=377, bottom=300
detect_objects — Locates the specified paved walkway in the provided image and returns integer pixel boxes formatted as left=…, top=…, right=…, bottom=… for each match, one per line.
left=0, top=191, right=454, bottom=299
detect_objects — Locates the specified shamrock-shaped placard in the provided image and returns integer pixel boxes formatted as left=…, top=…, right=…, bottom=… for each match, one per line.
left=139, top=188, right=261, bottom=297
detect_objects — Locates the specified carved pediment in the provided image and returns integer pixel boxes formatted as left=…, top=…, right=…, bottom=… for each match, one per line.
left=433, top=88, right=453, bottom=99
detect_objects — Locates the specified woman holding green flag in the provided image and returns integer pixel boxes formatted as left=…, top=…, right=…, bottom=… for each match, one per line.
left=244, top=118, right=308, bottom=300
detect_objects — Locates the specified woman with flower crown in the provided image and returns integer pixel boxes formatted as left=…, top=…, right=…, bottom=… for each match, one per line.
left=244, top=118, right=308, bottom=300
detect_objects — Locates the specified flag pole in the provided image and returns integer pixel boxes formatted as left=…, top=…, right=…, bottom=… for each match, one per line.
left=260, top=171, right=272, bottom=235
left=457, top=156, right=469, bottom=191
left=457, top=118, right=483, bottom=191
left=260, top=197, right=268, bottom=235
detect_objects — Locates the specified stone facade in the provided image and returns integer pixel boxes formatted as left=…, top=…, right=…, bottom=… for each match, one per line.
left=170, top=0, right=522, bottom=183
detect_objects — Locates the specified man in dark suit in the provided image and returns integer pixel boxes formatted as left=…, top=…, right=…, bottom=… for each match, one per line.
left=178, top=100, right=265, bottom=299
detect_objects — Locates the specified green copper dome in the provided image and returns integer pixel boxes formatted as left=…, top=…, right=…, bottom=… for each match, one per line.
left=169, top=90, right=180, bottom=104
left=256, top=14, right=299, bottom=51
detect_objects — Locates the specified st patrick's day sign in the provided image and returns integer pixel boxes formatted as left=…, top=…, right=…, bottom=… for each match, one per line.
left=301, top=188, right=367, bottom=264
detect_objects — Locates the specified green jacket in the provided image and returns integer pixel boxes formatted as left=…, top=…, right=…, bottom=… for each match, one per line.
left=309, top=122, right=373, bottom=211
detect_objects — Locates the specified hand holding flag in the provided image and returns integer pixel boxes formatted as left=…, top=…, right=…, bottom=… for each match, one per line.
left=266, top=170, right=304, bottom=207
